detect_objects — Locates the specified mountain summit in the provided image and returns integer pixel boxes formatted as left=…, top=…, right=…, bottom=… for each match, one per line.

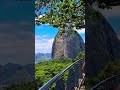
left=52, top=29, right=85, bottom=59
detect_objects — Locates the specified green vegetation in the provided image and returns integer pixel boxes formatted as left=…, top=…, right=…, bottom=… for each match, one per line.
left=57, top=28, right=79, bottom=38
left=35, top=58, right=73, bottom=87
left=69, top=29, right=78, bottom=35
left=74, top=51, right=85, bottom=61
left=86, top=59, right=120, bottom=90
left=58, top=29, right=66, bottom=37
left=35, top=51, right=85, bottom=88
left=35, top=0, right=85, bottom=29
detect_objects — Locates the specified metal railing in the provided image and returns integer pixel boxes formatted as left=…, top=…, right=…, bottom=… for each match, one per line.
left=38, top=58, right=85, bottom=90
left=90, top=74, right=120, bottom=90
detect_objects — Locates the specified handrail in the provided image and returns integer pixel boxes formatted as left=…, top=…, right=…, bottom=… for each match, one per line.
left=38, top=57, right=84, bottom=90
left=90, top=74, right=120, bottom=90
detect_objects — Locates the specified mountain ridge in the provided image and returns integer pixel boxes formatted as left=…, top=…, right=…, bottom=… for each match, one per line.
left=0, top=63, right=34, bottom=86
left=35, top=53, right=51, bottom=63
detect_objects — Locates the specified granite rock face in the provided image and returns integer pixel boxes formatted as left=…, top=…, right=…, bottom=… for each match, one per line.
left=86, top=8, right=120, bottom=77
left=66, top=58, right=84, bottom=90
left=52, top=29, right=85, bottom=59
left=54, top=58, right=85, bottom=90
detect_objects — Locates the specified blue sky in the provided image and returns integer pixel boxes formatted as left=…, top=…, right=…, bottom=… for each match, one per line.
left=35, top=25, right=85, bottom=53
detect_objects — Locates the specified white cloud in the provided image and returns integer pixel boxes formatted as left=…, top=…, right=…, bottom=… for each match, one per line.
left=74, top=28, right=85, bottom=34
left=38, top=15, right=43, bottom=18
left=35, top=35, right=54, bottom=53
left=37, top=14, right=45, bottom=19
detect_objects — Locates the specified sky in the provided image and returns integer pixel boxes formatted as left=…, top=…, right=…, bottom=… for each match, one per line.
left=35, top=25, right=85, bottom=54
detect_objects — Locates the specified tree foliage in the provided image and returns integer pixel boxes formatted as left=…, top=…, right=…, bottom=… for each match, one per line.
left=35, top=0, right=85, bottom=29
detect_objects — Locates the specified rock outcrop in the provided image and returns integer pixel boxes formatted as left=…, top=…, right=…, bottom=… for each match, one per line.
left=52, top=29, right=85, bottom=59
left=86, top=7, right=120, bottom=77
left=54, top=58, right=85, bottom=90
left=66, top=58, right=84, bottom=90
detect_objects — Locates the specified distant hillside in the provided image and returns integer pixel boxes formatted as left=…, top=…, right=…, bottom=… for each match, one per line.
left=35, top=53, right=51, bottom=63
left=0, top=63, right=34, bottom=86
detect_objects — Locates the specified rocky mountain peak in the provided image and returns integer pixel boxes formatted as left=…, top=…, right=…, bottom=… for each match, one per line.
left=52, top=29, right=85, bottom=59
